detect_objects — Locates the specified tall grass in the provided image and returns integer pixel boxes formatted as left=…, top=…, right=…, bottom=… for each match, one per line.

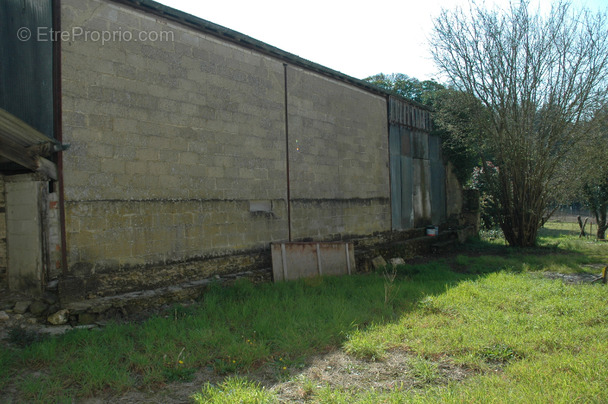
left=4, top=273, right=437, bottom=400
left=1, top=222, right=606, bottom=402
left=328, top=270, right=608, bottom=403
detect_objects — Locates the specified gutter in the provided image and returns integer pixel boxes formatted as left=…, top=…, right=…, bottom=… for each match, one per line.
left=53, top=0, right=68, bottom=275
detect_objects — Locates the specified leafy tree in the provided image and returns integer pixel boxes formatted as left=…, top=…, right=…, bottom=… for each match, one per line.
left=430, top=0, right=608, bottom=246
left=364, top=73, right=427, bottom=102
left=575, top=109, right=608, bottom=239
left=582, top=179, right=608, bottom=240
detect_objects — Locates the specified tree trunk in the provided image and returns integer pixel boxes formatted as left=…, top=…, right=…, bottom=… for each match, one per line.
left=598, top=224, right=607, bottom=240
left=597, top=220, right=607, bottom=240
left=594, top=203, right=607, bottom=240
left=496, top=170, right=541, bottom=248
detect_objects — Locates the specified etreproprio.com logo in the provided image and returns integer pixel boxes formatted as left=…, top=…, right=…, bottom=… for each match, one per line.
left=17, top=26, right=174, bottom=45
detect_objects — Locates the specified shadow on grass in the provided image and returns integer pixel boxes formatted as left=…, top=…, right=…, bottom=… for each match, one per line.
left=192, top=238, right=604, bottom=401
left=538, top=226, right=579, bottom=239
left=3, top=235, right=604, bottom=402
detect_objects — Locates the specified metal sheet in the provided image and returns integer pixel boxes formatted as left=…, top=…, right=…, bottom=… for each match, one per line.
left=429, top=134, right=446, bottom=224
left=389, top=97, right=440, bottom=230
left=271, top=242, right=355, bottom=282
left=400, top=155, right=413, bottom=229
left=413, top=159, right=432, bottom=227
left=0, top=108, right=65, bottom=178
left=430, top=160, right=446, bottom=224
left=428, top=134, right=442, bottom=161
left=389, top=125, right=402, bottom=230
left=400, top=127, right=411, bottom=156
left=412, top=131, right=429, bottom=160
left=388, top=96, right=432, bottom=131
left=0, top=0, right=54, bottom=139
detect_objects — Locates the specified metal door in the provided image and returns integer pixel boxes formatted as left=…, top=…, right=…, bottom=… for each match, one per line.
left=389, top=97, right=444, bottom=230
left=390, top=124, right=413, bottom=229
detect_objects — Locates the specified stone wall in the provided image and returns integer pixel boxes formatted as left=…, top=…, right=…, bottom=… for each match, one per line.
left=59, top=0, right=391, bottom=295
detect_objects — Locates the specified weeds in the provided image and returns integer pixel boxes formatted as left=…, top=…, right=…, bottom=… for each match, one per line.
left=1, top=222, right=606, bottom=402
left=6, top=327, right=47, bottom=348
left=478, top=344, right=522, bottom=364
left=343, top=327, right=387, bottom=361
left=409, top=356, right=441, bottom=384
left=162, top=347, right=196, bottom=382
left=383, top=266, right=398, bottom=306
left=192, top=376, right=276, bottom=404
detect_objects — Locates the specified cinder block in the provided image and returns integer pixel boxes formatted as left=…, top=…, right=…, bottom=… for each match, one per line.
left=135, top=148, right=159, bottom=161
left=100, top=158, right=125, bottom=174
left=56, top=0, right=418, bottom=294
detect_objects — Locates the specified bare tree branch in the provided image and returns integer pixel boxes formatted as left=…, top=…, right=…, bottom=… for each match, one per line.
left=430, top=0, right=608, bottom=246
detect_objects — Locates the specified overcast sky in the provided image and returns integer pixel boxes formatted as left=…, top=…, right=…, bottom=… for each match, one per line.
left=157, top=0, right=607, bottom=82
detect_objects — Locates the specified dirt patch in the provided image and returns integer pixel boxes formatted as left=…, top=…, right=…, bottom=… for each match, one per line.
left=541, top=270, right=604, bottom=284
left=270, top=350, right=470, bottom=402
left=67, top=349, right=470, bottom=403
left=79, top=367, right=224, bottom=404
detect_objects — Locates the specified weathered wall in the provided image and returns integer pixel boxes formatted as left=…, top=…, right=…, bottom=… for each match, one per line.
left=0, top=176, right=6, bottom=287
left=388, top=97, right=441, bottom=230
left=4, top=174, right=46, bottom=295
left=287, top=67, right=390, bottom=240
left=61, top=0, right=289, bottom=274
left=445, top=162, right=463, bottom=220
left=60, top=0, right=392, bottom=290
left=45, top=189, right=63, bottom=281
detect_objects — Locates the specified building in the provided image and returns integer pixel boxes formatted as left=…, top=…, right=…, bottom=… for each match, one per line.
left=0, top=0, right=471, bottom=312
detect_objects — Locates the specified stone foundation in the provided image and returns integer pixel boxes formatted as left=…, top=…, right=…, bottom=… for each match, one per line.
left=58, top=247, right=272, bottom=303
left=50, top=222, right=475, bottom=324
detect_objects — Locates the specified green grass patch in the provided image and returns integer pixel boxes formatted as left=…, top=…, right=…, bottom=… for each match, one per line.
left=1, top=221, right=606, bottom=402
left=192, top=376, right=276, bottom=404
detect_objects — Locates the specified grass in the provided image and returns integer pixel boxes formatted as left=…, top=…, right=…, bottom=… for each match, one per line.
left=1, top=221, right=607, bottom=402
left=192, top=377, right=276, bottom=404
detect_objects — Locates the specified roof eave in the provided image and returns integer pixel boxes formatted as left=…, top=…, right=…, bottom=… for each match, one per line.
left=109, top=0, right=430, bottom=109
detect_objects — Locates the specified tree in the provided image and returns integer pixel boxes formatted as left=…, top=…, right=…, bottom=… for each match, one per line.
left=575, top=108, right=608, bottom=239
left=583, top=179, right=608, bottom=239
left=430, top=0, right=608, bottom=246
left=364, top=73, right=442, bottom=104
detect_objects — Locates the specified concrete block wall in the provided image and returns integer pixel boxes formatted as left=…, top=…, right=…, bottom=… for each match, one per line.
left=4, top=175, right=46, bottom=295
left=290, top=199, right=389, bottom=241
left=65, top=199, right=287, bottom=270
left=61, top=0, right=286, bottom=196
left=60, top=0, right=291, bottom=279
left=287, top=67, right=390, bottom=240
left=57, top=0, right=450, bottom=299
left=45, top=191, right=63, bottom=281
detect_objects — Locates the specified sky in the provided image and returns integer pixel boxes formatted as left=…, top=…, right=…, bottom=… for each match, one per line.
left=156, top=0, right=607, bottom=82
